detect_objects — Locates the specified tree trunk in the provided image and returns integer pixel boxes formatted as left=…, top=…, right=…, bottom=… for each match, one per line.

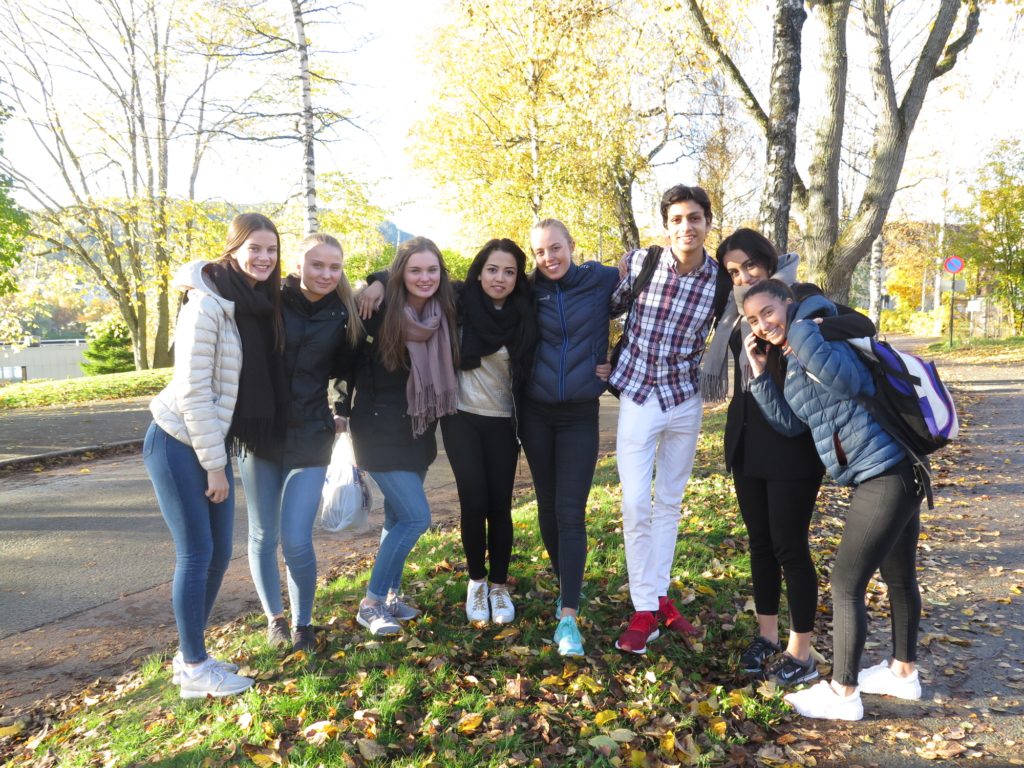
left=291, top=0, right=318, bottom=234
left=868, top=235, right=883, bottom=328
left=613, top=171, right=640, bottom=253
left=758, top=0, right=806, bottom=251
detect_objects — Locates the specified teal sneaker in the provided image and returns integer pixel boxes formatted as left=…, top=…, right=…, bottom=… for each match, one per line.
left=554, top=615, right=585, bottom=657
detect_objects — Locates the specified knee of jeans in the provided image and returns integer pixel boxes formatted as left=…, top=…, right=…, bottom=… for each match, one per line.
left=281, top=533, right=315, bottom=563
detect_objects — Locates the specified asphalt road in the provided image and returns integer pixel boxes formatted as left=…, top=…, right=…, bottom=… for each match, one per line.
left=0, top=456, right=251, bottom=639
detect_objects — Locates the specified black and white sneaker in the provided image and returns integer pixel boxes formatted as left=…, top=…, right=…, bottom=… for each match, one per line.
left=768, top=652, right=820, bottom=687
left=739, top=636, right=781, bottom=674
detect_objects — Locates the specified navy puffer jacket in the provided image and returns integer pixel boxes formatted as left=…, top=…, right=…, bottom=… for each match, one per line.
left=750, top=295, right=905, bottom=485
left=527, top=261, right=620, bottom=404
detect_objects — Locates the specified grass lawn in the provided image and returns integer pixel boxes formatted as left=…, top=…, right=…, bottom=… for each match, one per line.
left=3, top=411, right=818, bottom=768
left=0, top=369, right=171, bottom=409
left=924, top=336, right=1024, bottom=364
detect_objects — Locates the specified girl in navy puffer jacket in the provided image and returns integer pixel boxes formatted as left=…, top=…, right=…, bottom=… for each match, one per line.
left=744, top=280, right=925, bottom=722
left=521, top=219, right=620, bottom=658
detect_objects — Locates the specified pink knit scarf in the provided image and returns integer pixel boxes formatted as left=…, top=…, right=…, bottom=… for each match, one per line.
left=402, top=298, right=458, bottom=436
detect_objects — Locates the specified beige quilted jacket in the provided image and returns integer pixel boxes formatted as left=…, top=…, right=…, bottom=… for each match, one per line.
left=150, top=261, right=242, bottom=471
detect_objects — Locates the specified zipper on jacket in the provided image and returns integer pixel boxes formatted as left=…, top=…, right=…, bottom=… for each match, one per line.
left=556, top=283, right=568, bottom=402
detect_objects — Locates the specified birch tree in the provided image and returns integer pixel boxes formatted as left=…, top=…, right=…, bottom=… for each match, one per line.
left=684, top=0, right=981, bottom=300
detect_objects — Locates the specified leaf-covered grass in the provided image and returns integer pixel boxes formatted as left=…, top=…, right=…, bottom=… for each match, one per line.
left=4, top=410, right=801, bottom=767
left=0, top=368, right=171, bottom=409
left=924, top=336, right=1024, bottom=363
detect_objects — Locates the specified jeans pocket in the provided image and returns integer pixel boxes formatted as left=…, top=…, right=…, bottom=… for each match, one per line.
left=142, top=422, right=158, bottom=459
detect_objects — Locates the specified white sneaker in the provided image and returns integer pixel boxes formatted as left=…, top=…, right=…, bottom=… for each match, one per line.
left=466, top=579, right=489, bottom=623
left=171, top=652, right=240, bottom=685
left=857, top=660, right=922, bottom=700
left=784, top=680, right=864, bottom=721
left=179, top=659, right=254, bottom=700
left=488, top=585, right=515, bottom=625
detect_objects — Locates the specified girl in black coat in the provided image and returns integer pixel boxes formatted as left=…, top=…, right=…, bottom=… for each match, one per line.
left=715, top=228, right=875, bottom=685
left=239, top=233, right=360, bottom=653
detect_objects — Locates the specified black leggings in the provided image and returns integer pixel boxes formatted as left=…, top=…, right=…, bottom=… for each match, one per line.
left=519, top=397, right=600, bottom=612
left=441, top=410, right=519, bottom=583
left=831, top=458, right=923, bottom=686
left=733, top=470, right=821, bottom=633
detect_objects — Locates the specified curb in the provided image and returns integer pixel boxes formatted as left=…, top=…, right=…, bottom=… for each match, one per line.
left=0, top=440, right=143, bottom=472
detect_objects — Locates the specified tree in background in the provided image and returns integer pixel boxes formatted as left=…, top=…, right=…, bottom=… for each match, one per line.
left=412, top=0, right=721, bottom=259
left=80, top=316, right=136, bottom=375
left=0, top=100, right=27, bottom=297
left=684, top=0, right=980, bottom=300
left=952, top=140, right=1024, bottom=335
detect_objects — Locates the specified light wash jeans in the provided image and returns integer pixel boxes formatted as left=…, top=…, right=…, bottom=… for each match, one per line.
left=366, top=470, right=430, bottom=602
left=239, top=453, right=326, bottom=627
left=143, top=422, right=234, bottom=664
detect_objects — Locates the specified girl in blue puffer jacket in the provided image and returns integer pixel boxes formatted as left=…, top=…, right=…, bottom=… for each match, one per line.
left=743, top=279, right=925, bottom=722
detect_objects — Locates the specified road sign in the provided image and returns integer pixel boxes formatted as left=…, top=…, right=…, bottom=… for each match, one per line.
left=966, top=299, right=983, bottom=312
left=943, top=255, right=965, bottom=274
left=940, top=279, right=966, bottom=292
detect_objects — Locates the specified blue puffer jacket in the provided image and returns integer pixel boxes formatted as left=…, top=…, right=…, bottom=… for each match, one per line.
left=527, top=261, right=621, bottom=404
left=750, top=295, right=904, bottom=485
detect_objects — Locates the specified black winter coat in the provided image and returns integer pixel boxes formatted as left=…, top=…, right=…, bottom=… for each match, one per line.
left=280, top=280, right=356, bottom=468
left=723, top=301, right=876, bottom=480
left=345, top=307, right=439, bottom=473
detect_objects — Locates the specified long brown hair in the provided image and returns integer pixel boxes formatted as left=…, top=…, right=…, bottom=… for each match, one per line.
left=295, top=232, right=364, bottom=348
left=377, top=236, right=459, bottom=372
left=218, top=212, right=284, bottom=351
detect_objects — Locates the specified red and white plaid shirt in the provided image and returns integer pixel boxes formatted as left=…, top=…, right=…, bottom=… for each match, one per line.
left=608, top=248, right=720, bottom=410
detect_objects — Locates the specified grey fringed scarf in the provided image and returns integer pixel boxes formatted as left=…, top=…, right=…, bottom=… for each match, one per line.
left=698, top=252, right=800, bottom=402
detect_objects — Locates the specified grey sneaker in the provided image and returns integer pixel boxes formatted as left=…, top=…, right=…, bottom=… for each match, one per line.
left=385, top=594, right=422, bottom=622
left=267, top=616, right=291, bottom=648
left=292, top=624, right=317, bottom=653
left=739, top=636, right=781, bottom=673
left=357, top=602, right=401, bottom=636
left=179, top=659, right=254, bottom=700
left=767, top=652, right=820, bottom=687
left=171, top=652, right=239, bottom=685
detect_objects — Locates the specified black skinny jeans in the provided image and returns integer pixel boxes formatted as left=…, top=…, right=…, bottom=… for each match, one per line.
left=519, top=397, right=600, bottom=612
left=441, top=410, right=519, bottom=583
left=733, top=470, right=822, bottom=634
left=832, top=458, right=923, bottom=686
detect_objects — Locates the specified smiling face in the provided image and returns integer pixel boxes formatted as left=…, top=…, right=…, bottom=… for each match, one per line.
left=531, top=225, right=573, bottom=281
left=297, top=242, right=344, bottom=301
left=232, top=229, right=279, bottom=286
left=479, top=250, right=518, bottom=307
left=723, top=248, right=771, bottom=287
left=663, top=200, right=709, bottom=262
left=744, top=292, right=792, bottom=347
left=403, top=250, right=442, bottom=311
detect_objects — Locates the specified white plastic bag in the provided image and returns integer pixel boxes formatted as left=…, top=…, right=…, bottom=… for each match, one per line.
left=320, top=433, right=371, bottom=532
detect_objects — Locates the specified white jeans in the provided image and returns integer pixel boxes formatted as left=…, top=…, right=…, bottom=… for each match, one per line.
left=617, top=394, right=703, bottom=612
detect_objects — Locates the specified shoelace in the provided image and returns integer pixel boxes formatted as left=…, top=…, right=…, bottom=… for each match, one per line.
left=491, top=590, right=509, bottom=610
left=472, top=585, right=487, bottom=611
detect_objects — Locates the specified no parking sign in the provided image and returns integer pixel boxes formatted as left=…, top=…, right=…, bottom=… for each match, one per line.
left=944, top=255, right=965, bottom=274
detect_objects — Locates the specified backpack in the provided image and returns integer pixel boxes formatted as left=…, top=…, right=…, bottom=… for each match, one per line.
left=847, top=338, right=958, bottom=508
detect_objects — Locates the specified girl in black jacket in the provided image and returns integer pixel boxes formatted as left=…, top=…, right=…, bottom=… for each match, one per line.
left=239, top=233, right=361, bottom=652
left=715, top=229, right=875, bottom=685
left=346, top=237, right=461, bottom=636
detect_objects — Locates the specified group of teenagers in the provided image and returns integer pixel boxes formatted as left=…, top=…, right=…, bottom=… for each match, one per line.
left=145, top=184, right=926, bottom=722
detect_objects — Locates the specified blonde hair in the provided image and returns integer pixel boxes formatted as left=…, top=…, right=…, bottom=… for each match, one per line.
left=296, top=233, right=363, bottom=348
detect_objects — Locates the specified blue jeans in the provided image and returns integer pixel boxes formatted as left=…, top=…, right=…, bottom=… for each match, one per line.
left=238, top=454, right=326, bottom=627
left=143, top=422, right=234, bottom=664
left=366, top=470, right=430, bottom=601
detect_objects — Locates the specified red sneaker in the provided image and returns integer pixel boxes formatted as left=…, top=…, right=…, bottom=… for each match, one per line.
left=658, top=595, right=699, bottom=636
left=615, top=611, right=660, bottom=655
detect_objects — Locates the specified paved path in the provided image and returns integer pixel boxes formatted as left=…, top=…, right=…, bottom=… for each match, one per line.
left=0, top=396, right=621, bottom=711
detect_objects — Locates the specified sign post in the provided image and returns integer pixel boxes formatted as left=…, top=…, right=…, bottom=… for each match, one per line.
left=943, top=255, right=965, bottom=346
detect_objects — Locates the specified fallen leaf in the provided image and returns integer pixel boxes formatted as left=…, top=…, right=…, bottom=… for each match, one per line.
left=356, top=738, right=387, bottom=760
left=595, top=710, right=617, bottom=726
left=456, top=712, right=484, bottom=734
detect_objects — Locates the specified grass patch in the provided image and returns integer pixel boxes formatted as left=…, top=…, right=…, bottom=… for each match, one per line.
left=0, top=368, right=171, bottom=409
left=4, top=409, right=801, bottom=767
left=924, top=336, right=1024, bottom=364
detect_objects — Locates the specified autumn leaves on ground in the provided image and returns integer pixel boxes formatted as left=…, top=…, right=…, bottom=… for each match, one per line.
left=3, top=341, right=1023, bottom=767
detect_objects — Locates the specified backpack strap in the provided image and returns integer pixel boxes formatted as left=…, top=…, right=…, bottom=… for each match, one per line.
left=630, top=245, right=662, bottom=301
